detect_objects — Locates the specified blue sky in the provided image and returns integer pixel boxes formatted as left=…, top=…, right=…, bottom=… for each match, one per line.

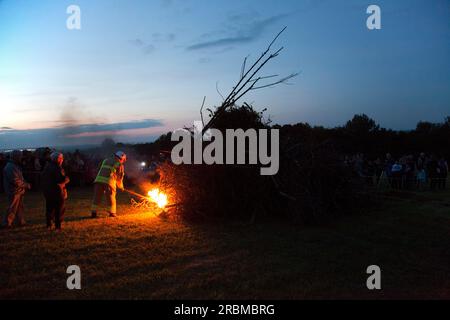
left=0, top=0, right=449, bottom=148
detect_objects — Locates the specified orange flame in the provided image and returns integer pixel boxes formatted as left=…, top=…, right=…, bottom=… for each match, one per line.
left=148, top=188, right=168, bottom=209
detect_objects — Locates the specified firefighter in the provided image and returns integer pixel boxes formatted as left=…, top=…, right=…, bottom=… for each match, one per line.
left=91, top=151, right=127, bottom=218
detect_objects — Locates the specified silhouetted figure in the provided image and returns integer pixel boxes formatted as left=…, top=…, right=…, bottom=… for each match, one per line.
left=384, top=153, right=394, bottom=187
left=364, top=159, right=375, bottom=186
left=416, top=152, right=427, bottom=190
left=427, top=155, right=439, bottom=191
left=404, top=155, right=415, bottom=190
left=437, top=157, right=448, bottom=190
left=391, top=161, right=403, bottom=189
left=41, top=152, right=70, bottom=231
left=374, top=157, right=383, bottom=185
left=2, top=150, right=31, bottom=228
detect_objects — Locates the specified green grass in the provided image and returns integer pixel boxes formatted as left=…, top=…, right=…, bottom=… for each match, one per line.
left=0, top=186, right=449, bottom=299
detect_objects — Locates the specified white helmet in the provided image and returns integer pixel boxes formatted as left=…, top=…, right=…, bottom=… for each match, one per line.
left=115, top=151, right=127, bottom=162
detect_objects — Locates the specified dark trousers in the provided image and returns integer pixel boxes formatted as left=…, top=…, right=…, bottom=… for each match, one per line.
left=45, top=195, right=65, bottom=229
left=438, top=173, right=447, bottom=189
left=430, top=175, right=439, bottom=190
left=391, top=173, right=402, bottom=189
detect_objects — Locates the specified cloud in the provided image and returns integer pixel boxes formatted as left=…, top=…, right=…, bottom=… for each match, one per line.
left=186, top=14, right=289, bottom=51
left=167, top=33, right=176, bottom=42
left=130, top=38, right=154, bottom=55
left=129, top=38, right=144, bottom=47
left=0, top=119, right=164, bottom=149
left=129, top=33, right=176, bottom=55
left=152, top=33, right=176, bottom=42
left=161, top=0, right=173, bottom=8
left=188, top=37, right=252, bottom=51
left=63, top=119, right=162, bottom=134
left=143, top=44, right=156, bottom=55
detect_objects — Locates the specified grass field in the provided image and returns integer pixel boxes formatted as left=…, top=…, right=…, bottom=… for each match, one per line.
left=0, top=185, right=449, bottom=299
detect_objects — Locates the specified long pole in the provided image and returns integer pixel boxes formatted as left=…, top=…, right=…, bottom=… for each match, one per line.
left=123, top=188, right=148, bottom=200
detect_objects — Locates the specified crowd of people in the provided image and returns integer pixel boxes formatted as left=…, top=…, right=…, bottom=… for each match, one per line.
left=346, top=152, right=449, bottom=190
left=0, top=148, right=102, bottom=193
left=1, top=149, right=128, bottom=231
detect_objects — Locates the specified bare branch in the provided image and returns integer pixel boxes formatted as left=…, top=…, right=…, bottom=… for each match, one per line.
left=202, top=27, right=294, bottom=135
left=240, top=55, right=249, bottom=79
left=199, top=96, right=206, bottom=126
left=226, top=47, right=284, bottom=104
left=234, top=77, right=261, bottom=102
left=251, top=73, right=299, bottom=90
left=249, top=74, right=279, bottom=82
left=221, top=28, right=288, bottom=106
left=267, top=26, right=287, bottom=52
left=216, top=82, right=225, bottom=101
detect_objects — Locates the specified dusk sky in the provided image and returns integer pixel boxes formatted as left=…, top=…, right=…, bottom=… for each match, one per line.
left=1, top=0, right=449, bottom=149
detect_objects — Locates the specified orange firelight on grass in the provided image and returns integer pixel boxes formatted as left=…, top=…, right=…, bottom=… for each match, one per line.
left=148, top=188, right=168, bottom=209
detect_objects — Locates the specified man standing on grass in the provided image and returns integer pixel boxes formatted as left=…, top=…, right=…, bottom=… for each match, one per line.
left=41, top=152, right=70, bottom=231
left=91, top=151, right=127, bottom=218
left=2, top=150, right=31, bottom=229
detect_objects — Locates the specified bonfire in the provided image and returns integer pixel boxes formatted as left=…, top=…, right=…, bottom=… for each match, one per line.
left=126, top=187, right=170, bottom=214
left=147, top=188, right=168, bottom=209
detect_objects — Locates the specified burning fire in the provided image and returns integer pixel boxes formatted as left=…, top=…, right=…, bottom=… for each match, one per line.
left=148, top=188, right=168, bottom=209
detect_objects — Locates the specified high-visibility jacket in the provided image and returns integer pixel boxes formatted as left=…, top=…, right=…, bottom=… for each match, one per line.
left=94, top=158, right=124, bottom=191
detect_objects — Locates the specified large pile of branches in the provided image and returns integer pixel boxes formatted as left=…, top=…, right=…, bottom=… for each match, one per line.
left=157, top=28, right=370, bottom=224
left=160, top=103, right=368, bottom=224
